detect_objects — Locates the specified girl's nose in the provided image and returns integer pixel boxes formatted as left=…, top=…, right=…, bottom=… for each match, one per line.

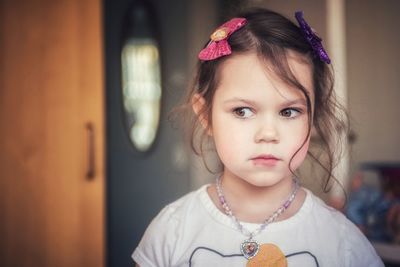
left=254, top=120, right=279, bottom=143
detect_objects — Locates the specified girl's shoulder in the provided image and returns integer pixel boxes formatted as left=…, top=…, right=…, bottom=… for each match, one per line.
left=142, top=184, right=210, bottom=237
left=302, top=188, right=370, bottom=247
left=304, top=189, right=384, bottom=266
left=132, top=185, right=211, bottom=266
left=157, top=184, right=209, bottom=221
left=305, top=188, right=348, bottom=220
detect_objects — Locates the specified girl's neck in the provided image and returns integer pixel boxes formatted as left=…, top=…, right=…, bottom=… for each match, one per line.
left=222, top=171, right=294, bottom=202
left=208, top=171, right=306, bottom=224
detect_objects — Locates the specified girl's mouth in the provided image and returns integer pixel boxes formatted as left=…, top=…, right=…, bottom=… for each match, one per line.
left=251, top=154, right=280, bottom=166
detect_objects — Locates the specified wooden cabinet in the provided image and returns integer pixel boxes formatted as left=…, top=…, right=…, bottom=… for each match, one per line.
left=0, top=1, right=105, bottom=266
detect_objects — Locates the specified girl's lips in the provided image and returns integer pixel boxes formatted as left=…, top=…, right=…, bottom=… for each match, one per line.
left=251, top=155, right=280, bottom=166
left=251, top=154, right=280, bottom=160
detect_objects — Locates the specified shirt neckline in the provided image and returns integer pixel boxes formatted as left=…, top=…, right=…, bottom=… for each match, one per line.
left=198, top=183, right=314, bottom=233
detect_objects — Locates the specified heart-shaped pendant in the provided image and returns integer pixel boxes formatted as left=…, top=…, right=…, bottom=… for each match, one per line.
left=240, top=240, right=259, bottom=259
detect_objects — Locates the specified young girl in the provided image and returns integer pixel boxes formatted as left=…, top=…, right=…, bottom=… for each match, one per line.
left=132, top=8, right=384, bottom=267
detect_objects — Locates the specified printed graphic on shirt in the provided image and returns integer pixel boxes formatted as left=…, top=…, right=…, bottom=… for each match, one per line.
left=188, top=244, right=319, bottom=267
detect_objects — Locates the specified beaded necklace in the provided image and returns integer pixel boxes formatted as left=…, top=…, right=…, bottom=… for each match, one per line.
left=215, top=176, right=300, bottom=260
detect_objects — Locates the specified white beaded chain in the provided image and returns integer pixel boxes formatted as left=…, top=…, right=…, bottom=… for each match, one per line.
left=215, top=176, right=300, bottom=239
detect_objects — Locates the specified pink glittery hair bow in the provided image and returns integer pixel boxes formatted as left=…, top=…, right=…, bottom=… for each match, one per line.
left=198, top=18, right=247, bottom=61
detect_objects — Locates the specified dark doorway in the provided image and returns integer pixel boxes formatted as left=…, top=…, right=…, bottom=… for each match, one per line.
left=104, top=0, right=191, bottom=266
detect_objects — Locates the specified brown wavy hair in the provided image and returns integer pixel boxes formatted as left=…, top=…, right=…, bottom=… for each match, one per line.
left=178, top=8, right=348, bottom=192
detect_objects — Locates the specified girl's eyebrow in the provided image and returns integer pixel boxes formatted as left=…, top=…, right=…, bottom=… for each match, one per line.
left=283, top=99, right=307, bottom=106
left=223, top=98, right=257, bottom=106
left=223, top=98, right=307, bottom=106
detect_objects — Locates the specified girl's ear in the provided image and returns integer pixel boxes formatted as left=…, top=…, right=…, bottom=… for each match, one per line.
left=192, top=93, right=212, bottom=135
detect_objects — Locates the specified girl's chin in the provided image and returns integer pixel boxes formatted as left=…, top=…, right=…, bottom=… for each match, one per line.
left=235, top=175, right=291, bottom=188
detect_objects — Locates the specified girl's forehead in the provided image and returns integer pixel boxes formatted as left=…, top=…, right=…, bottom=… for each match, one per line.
left=216, top=52, right=314, bottom=100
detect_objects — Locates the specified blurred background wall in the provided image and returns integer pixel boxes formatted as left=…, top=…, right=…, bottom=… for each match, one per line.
left=347, top=0, right=400, bottom=174
left=1, top=0, right=399, bottom=266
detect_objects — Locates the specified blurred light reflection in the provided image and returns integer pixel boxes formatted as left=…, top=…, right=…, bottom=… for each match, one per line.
left=121, top=39, right=161, bottom=152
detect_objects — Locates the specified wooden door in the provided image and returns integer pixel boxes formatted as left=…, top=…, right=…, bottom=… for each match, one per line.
left=0, top=0, right=105, bottom=266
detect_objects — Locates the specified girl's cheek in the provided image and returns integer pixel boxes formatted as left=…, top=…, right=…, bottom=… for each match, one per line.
left=290, top=138, right=310, bottom=170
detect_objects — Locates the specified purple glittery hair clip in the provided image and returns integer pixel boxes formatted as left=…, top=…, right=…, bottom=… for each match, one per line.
left=295, top=11, right=331, bottom=64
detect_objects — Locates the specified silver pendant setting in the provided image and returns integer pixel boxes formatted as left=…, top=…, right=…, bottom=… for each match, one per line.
left=240, top=239, right=259, bottom=259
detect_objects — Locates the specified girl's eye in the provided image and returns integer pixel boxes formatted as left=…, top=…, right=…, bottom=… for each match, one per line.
left=233, top=107, right=254, bottom=118
left=280, top=108, right=301, bottom=118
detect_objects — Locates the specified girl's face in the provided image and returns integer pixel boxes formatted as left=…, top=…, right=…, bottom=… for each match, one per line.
left=209, top=52, right=314, bottom=188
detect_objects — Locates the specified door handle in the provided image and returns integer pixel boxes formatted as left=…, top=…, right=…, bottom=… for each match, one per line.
left=86, top=122, right=95, bottom=180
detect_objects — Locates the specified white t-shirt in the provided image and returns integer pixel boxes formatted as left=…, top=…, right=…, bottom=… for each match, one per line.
left=132, top=185, right=384, bottom=267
